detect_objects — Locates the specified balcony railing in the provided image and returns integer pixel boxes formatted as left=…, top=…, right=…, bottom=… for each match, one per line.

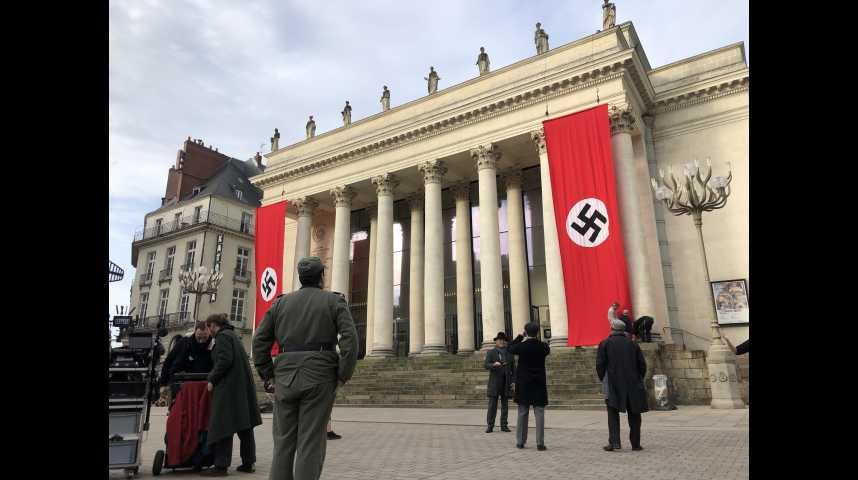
left=139, top=272, right=153, bottom=286
left=133, top=313, right=194, bottom=330
left=133, top=210, right=255, bottom=242
left=159, top=268, right=173, bottom=283
left=234, top=268, right=252, bottom=283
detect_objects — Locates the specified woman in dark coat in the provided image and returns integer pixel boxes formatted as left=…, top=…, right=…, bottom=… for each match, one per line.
left=204, top=314, right=262, bottom=476
left=596, top=319, right=649, bottom=452
left=508, top=322, right=550, bottom=450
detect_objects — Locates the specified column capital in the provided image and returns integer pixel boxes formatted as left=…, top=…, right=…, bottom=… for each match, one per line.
left=450, top=181, right=471, bottom=201
left=609, top=104, right=636, bottom=136
left=500, top=169, right=523, bottom=190
left=470, top=143, right=501, bottom=171
left=330, top=185, right=357, bottom=208
left=371, top=173, right=399, bottom=196
left=407, top=190, right=424, bottom=210
left=291, top=197, right=319, bottom=217
left=418, top=160, right=447, bottom=185
left=530, top=128, right=547, bottom=156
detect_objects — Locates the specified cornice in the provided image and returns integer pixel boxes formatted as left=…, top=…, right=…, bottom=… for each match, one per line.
left=253, top=61, right=639, bottom=189
left=652, top=76, right=749, bottom=114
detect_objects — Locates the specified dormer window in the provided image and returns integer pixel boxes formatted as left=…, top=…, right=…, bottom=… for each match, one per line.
left=235, top=189, right=244, bottom=201
left=192, top=186, right=202, bottom=196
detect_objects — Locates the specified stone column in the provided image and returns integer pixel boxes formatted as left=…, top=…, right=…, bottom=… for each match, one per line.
left=609, top=106, right=658, bottom=321
left=291, top=197, right=318, bottom=291
left=369, top=174, right=398, bottom=357
left=531, top=129, right=568, bottom=347
left=452, top=183, right=475, bottom=355
left=502, top=169, right=530, bottom=336
left=471, top=144, right=505, bottom=350
left=419, top=160, right=448, bottom=355
left=330, top=186, right=356, bottom=298
left=365, top=204, right=378, bottom=356
left=407, top=193, right=425, bottom=355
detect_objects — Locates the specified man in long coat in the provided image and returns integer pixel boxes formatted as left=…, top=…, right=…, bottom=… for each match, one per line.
left=596, top=319, right=649, bottom=452
left=484, top=332, right=515, bottom=433
left=204, top=314, right=262, bottom=476
left=253, top=256, right=358, bottom=480
left=508, top=322, right=550, bottom=450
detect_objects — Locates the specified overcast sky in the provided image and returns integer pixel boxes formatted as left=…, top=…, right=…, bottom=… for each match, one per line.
left=109, top=0, right=749, bottom=313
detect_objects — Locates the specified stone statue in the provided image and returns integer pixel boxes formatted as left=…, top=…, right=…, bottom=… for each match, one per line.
left=534, top=22, right=549, bottom=54
left=341, top=101, right=352, bottom=126
left=602, top=0, right=616, bottom=30
left=305, top=116, right=316, bottom=139
left=270, top=128, right=280, bottom=151
left=476, top=47, right=490, bottom=75
left=380, top=85, right=391, bottom=112
left=425, top=66, right=440, bottom=94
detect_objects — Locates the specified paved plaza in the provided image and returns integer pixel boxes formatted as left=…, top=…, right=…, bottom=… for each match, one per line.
left=112, top=405, right=748, bottom=479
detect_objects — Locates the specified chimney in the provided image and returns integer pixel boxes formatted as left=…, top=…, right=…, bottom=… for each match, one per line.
left=254, top=152, right=263, bottom=170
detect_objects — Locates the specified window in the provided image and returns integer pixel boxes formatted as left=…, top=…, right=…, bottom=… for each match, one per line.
left=192, top=186, right=202, bottom=196
left=235, top=189, right=244, bottom=201
left=193, top=206, right=202, bottom=224
left=184, top=240, right=197, bottom=270
left=240, top=212, right=252, bottom=234
left=173, top=212, right=182, bottom=229
left=155, top=218, right=163, bottom=235
left=158, top=289, right=169, bottom=318
left=164, top=246, right=176, bottom=275
left=236, top=247, right=249, bottom=277
left=139, top=292, right=149, bottom=320
left=230, top=289, right=247, bottom=325
left=145, top=252, right=156, bottom=281
left=179, top=290, right=190, bottom=321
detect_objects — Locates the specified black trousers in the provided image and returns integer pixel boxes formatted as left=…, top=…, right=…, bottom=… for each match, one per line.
left=606, top=399, right=642, bottom=448
left=487, top=395, right=509, bottom=428
left=213, top=428, right=256, bottom=468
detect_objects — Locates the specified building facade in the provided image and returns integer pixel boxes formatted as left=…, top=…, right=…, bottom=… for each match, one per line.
left=130, top=139, right=264, bottom=338
left=251, top=22, right=749, bottom=357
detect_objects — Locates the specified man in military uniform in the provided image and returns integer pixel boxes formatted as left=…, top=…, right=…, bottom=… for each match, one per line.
left=253, top=256, right=358, bottom=480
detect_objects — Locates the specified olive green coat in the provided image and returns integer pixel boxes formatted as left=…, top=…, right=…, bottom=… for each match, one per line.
left=206, top=325, right=262, bottom=446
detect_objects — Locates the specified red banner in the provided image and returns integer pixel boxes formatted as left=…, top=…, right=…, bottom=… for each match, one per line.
left=254, top=200, right=288, bottom=355
left=543, top=104, right=632, bottom=346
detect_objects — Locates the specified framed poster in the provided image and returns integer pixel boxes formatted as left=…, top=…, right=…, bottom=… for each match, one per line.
left=710, top=279, right=749, bottom=325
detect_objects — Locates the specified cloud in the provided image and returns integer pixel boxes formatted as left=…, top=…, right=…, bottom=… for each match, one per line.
left=109, top=0, right=748, bottom=311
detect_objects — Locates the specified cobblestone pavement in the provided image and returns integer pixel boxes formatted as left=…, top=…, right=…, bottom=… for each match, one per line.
left=111, top=406, right=748, bottom=479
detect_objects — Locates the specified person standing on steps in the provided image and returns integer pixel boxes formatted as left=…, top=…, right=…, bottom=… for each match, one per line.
left=484, top=332, right=515, bottom=433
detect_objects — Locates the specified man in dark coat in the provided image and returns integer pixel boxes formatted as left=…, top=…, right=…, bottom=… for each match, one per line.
left=203, top=314, right=262, bottom=476
left=158, top=321, right=214, bottom=401
left=253, top=256, right=359, bottom=480
left=597, top=318, right=649, bottom=452
left=508, top=322, right=550, bottom=451
left=484, top=332, right=515, bottom=433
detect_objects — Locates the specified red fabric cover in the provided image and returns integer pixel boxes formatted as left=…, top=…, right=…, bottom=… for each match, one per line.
left=543, top=104, right=633, bottom=346
left=254, top=200, right=288, bottom=356
left=166, top=381, right=211, bottom=465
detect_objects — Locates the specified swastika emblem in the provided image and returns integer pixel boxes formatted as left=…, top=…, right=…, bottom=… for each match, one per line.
left=566, top=198, right=610, bottom=248
left=260, top=267, right=278, bottom=302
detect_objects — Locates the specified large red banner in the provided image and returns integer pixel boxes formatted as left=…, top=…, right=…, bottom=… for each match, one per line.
left=254, top=200, right=287, bottom=355
left=543, top=104, right=632, bottom=346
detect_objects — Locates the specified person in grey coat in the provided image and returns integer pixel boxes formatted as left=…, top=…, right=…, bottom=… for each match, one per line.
left=484, top=332, right=515, bottom=433
left=204, top=313, right=262, bottom=476
left=508, top=322, right=550, bottom=451
left=253, top=256, right=358, bottom=480
left=597, top=318, right=649, bottom=452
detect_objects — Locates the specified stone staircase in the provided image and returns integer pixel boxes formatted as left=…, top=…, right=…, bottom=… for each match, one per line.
left=335, top=347, right=607, bottom=410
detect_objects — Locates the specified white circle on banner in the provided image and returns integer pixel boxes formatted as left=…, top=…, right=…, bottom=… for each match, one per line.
left=260, top=267, right=278, bottom=302
left=566, top=197, right=610, bottom=248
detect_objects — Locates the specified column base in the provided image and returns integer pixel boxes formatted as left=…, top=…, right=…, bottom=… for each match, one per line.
left=368, top=348, right=394, bottom=358
left=548, top=337, right=569, bottom=348
left=420, top=344, right=449, bottom=355
left=706, top=342, right=746, bottom=410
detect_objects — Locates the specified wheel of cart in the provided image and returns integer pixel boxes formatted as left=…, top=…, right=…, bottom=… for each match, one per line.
left=153, top=450, right=165, bottom=476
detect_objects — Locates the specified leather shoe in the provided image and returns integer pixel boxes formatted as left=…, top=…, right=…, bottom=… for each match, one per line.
left=632, top=445, right=643, bottom=451
left=201, top=468, right=228, bottom=477
left=603, top=445, right=621, bottom=452
left=327, top=431, right=342, bottom=440
left=500, top=426, right=511, bottom=432
left=236, top=464, right=255, bottom=473
left=485, top=427, right=493, bottom=433
left=516, top=444, right=524, bottom=449
left=537, top=445, right=547, bottom=451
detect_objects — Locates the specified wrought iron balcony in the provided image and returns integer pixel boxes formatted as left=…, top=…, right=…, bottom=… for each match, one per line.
left=133, top=210, right=255, bottom=242
left=139, top=272, right=153, bottom=287
left=133, top=313, right=194, bottom=330
left=159, top=268, right=173, bottom=283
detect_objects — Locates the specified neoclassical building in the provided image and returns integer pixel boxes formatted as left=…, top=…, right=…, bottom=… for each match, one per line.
left=250, top=22, right=749, bottom=358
